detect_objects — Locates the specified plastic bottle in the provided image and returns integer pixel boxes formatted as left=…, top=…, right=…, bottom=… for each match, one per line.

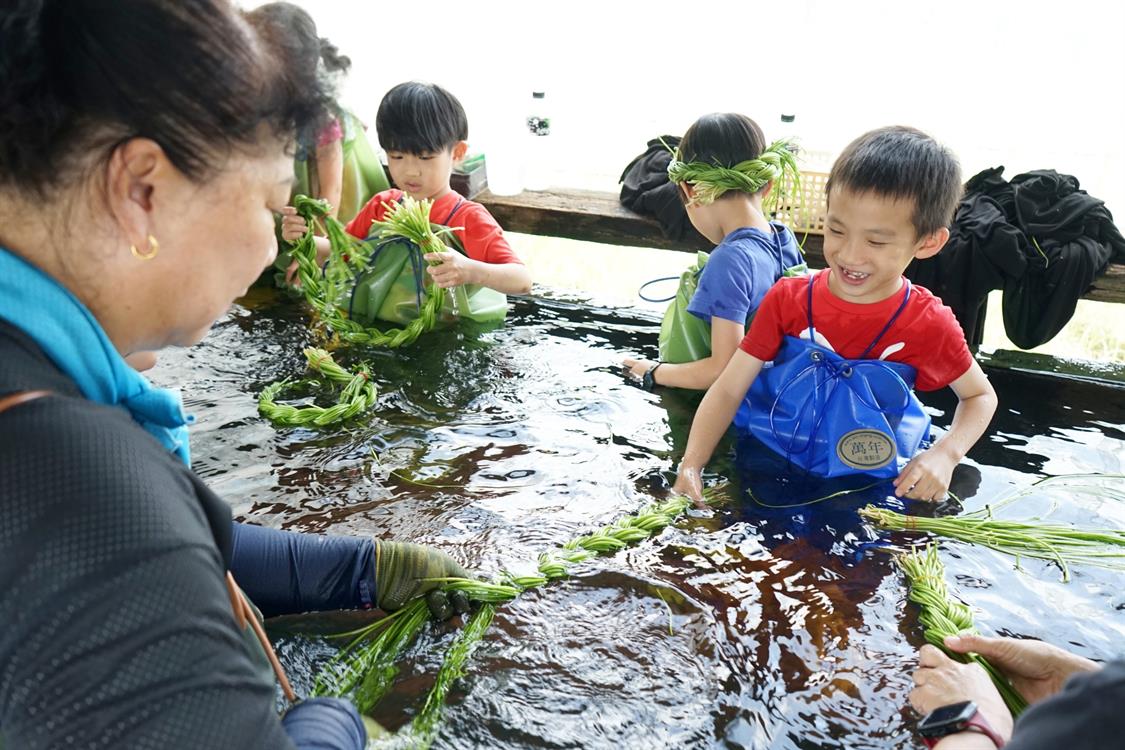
left=523, top=91, right=551, bottom=191
left=777, top=113, right=800, bottom=156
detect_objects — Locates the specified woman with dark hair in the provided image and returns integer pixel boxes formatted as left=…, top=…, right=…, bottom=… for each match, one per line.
left=0, top=2, right=465, bottom=747
left=246, top=2, right=389, bottom=218
left=246, top=2, right=391, bottom=287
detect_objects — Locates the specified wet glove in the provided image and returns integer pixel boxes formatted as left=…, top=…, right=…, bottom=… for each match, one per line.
left=372, top=541, right=472, bottom=619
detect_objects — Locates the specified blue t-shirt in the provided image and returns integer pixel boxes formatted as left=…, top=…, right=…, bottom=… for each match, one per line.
left=686, top=222, right=801, bottom=326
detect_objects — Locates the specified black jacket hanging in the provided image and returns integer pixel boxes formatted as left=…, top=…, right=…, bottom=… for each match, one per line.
left=907, top=166, right=1125, bottom=350
left=906, top=193, right=1027, bottom=345
left=619, top=135, right=706, bottom=244
left=1001, top=170, right=1125, bottom=348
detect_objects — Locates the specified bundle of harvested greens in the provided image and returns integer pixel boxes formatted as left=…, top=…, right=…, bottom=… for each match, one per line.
left=897, top=544, right=1028, bottom=716
left=312, top=489, right=723, bottom=747
left=289, top=194, right=454, bottom=349
left=258, top=347, right=377, bottom=427
left=861, top=473, right=1125, bottom=582
left=666, top=138, right=801, bottom=214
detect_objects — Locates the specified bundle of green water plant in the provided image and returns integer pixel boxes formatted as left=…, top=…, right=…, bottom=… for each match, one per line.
left=258, top=347, right=377, bottom=427
left=898, top=544, right=1028, bottom=716
left=666, top=138, right=802, bottom=215
left=290, top=194, right=453, bottom=349
left=288, top=195, right=369, bottom=318
left=860, top=473, right=1125, bottom=582
left=312, top=489, right=723, bottom=747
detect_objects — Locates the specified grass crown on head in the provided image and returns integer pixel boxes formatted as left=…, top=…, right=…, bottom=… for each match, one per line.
left=667, top=138, right=801, bottom=211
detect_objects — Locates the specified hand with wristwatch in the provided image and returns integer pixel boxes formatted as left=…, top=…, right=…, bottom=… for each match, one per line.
left=917, top=700, right=1006, bottom=748
left=910, top=633, right=1100, bottom=748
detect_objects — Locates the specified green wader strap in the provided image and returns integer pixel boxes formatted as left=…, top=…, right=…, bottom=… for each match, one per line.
left=658, top=251, right=714, bottom=363
left=657, top=246, right=809, bottom=364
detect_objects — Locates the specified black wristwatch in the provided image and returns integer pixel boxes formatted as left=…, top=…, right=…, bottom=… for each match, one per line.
left=642, top=362, right=663, bottom=391
left=918, top=701, right=1006, bottom=748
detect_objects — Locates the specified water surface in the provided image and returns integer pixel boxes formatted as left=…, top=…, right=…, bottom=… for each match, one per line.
left=152, top=289, right=1125, bottom=749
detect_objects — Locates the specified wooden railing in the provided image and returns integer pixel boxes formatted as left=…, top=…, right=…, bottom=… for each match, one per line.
left=476, top=188, right=1125, bottom=305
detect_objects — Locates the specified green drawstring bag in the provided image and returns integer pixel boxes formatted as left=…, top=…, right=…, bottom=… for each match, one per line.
left=658, top=251, right=714, bottom=364
left=347, top=211, right=508, bottom=327
left=273, top=111, right=391, bottom=285
left=657, top=238, right=809, bottom=364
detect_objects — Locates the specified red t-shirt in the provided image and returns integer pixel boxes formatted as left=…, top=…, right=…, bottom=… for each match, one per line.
left=345, top=189, right=522, bottom=265
left=740, top=271, right=973, bottom=391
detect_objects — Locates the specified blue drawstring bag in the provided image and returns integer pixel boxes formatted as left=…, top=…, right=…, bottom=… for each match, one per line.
left=734, top=275, right=931, bottom=478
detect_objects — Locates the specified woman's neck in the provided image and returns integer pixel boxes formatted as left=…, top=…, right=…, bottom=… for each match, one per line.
left=0, top=191, right=134, bottom=355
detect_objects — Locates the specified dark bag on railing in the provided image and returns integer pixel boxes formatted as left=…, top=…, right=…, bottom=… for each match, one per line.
left=619, top=135, right=700, bottom=242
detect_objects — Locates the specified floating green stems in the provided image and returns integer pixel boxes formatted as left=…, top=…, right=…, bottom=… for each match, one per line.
left=315, top=488, right=724, bottom=748
left=312, top=599, right=430, bottom=708
left=289, top=194, right=449, bottom=349
left=258, top=347, right=378, bottom=427
left=860, top=474, right=1125, bottom=582
left=898, top=544, right=1028, bottom=716
left=428, top=492, right=712, bottom=606
left=408, top=603, right=496, bottom=744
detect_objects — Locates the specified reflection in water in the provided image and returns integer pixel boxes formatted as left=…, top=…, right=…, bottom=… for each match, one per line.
left=151, top=291, right=1125, bottom=749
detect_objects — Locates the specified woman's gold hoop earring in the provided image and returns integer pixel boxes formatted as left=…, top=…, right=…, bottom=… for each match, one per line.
left=130, top=234, right=159, bottom=260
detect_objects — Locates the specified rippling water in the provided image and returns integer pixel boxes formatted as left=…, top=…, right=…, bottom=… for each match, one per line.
left=151, top=288, right=1125, bottom=749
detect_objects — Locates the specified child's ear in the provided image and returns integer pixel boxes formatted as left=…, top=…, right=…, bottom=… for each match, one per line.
left=451, top=141, right=469, bottom=163
left=913, top=227, right=950, bottom=260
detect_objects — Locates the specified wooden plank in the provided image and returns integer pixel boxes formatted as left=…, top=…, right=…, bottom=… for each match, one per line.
left=478, top=188, right=1125, bottom=304
left=477, top=188, right=826, bottom=264
left=1088, top=262, right=1125, bottom=304
left=478, top=188, right=710, bottom=253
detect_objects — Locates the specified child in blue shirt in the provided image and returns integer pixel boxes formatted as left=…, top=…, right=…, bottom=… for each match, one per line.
left=625, top=113, right=803, bottom=390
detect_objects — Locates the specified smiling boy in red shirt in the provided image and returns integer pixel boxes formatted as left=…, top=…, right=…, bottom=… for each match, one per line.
left=674, top=126, right=997, bottom=503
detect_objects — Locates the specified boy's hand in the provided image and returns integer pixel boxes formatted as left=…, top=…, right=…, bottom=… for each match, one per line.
left=424, top=251, right=480, bottom=288
left=673, top=464, right=707, bottom=508
left=279, top=206, right=309, bottom=243
left=623, top=357, right=655, bottom=381
left=894, top=444, right=956, bottom=501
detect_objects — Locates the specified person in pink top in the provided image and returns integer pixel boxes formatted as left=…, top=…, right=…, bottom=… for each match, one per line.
left=281, top=82, right=531, bottom=296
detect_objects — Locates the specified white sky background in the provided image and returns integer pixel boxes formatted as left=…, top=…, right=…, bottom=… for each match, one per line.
left=264, top=0, right=1125, bottom=217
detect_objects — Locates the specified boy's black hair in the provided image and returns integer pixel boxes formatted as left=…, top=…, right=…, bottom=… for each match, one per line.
left=676, top=113, right=767, bottom=204
left=376, top=82, right=468, bottom=155
left=679, top=112, right=767, bottom=171
left=826, top=126, right=962, bottom=237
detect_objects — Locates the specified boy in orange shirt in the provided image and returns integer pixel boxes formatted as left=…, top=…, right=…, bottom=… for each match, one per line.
left=281, top=81, right=531, bottom=296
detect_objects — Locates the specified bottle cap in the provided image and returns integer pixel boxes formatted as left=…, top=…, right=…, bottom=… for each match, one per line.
left=780, top=114, right=796, bottom=123
left=532, top=91, right=546, bottom=99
